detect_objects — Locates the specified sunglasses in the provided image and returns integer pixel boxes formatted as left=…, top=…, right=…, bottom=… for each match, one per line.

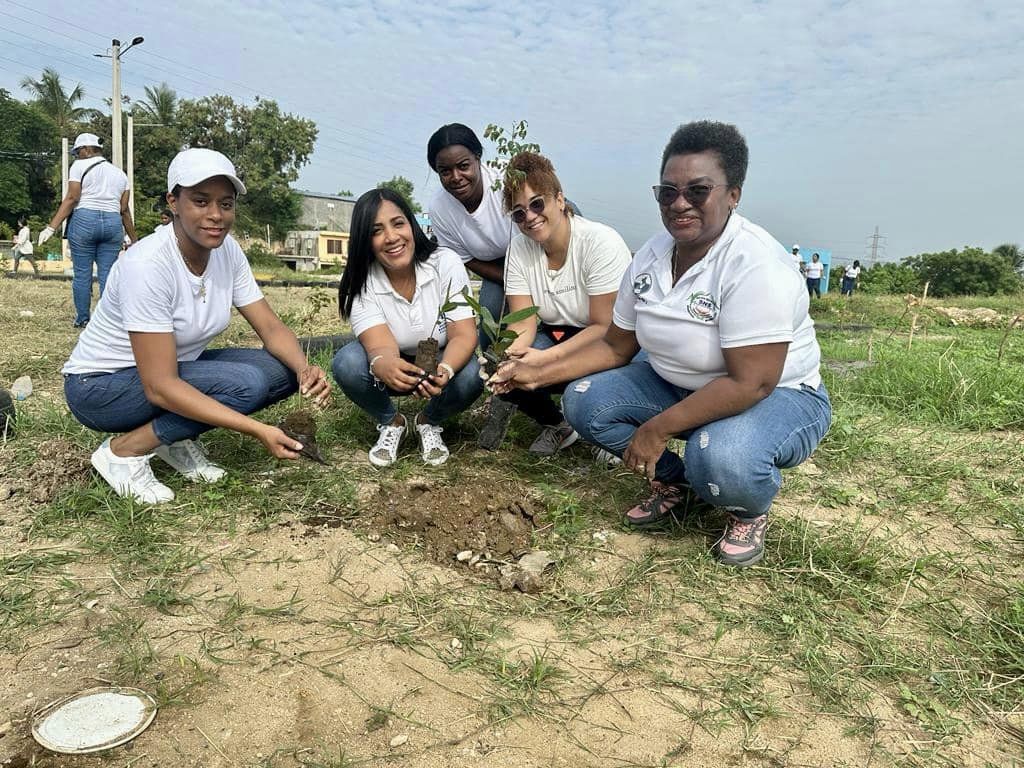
left=511, top=196, right=546, bottom=224
left=652, top=182, right=727, bottom=207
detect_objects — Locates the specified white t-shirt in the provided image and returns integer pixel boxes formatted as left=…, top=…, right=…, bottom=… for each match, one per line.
left=349, top=247, right=474, bottom=356
left=70, top=156, right=129, bottom=213
left=805, top=260, right=824, bottom=279
left=63, top=226, right=263, bottom=374
left=613, top=213, right=822, bottom=392
left=505, top=216, right=631, bottom=328
left=428, top=164, right=511, bottom=264
left=792, top=252, right=803, bottom=271
left=15, top=226, right=32, bottom=255
left=844, top=265, right=861, bottom=279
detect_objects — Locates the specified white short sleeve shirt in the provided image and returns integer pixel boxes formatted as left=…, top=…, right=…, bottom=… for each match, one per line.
left=69, top=156, right=129, bottom=213
left=63, top=227, right=264, bottom=374
left=505, top=216, right=631, bottom=328
left=349, top=247, right=474, bottom=355
left=805, top=260, right=824, bottom=279
left=428, top=164, right=511, bottom=264
left=613, top=213, right=822, bottom=391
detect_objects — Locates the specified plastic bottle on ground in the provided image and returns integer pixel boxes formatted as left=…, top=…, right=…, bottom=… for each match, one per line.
left=10, top=376, right=32, bottom=401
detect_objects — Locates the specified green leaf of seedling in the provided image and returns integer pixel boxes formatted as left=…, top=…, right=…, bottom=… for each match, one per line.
left=497, top=328, right=519, bottom=341
left=502, top=305, right=540, bottom=325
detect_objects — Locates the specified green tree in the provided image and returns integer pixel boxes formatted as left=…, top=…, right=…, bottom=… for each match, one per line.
left=337, top=189, right=354, bottom=197
left=858, top=262, right=921, bottom=295
left=133, top=83, right=177, bottom=126
left=903, top=247, right=1022, bottom=297
left=19, top=68, right=99, bottom=136
left=992, top=243, right=1023, bottom=275
left=0, top=90, right=59, bottom=224
left=175, top=95, right=317, bottom=238
left=377, top=175, right=421, bottom=213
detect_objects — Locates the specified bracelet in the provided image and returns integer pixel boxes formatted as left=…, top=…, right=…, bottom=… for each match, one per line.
left=368, top=355, right=384, bottom=375
left=437, top=362, right=455, bottom=380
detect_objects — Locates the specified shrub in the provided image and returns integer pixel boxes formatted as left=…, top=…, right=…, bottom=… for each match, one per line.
left=245, top=241, right=279, bottom=268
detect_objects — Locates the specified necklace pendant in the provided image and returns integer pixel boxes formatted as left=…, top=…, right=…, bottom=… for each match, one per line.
left=199, top=280, right=207, bottom=302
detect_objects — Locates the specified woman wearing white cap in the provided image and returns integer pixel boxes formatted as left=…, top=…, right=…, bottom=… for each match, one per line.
left=61, top=148, right=331, bottom=504
left=38, top=133, right=138, bottom=327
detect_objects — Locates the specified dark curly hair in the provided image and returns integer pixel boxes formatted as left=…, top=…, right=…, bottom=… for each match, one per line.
left=660, top=120, right=748, bottom=189
left=501, top=152, right=565, bottom=212
left=426, top=123, right=483, bottom=171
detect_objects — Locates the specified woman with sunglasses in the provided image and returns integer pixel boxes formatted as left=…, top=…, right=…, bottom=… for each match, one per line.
left=492, top=121, right=830, bottom=568
left=496, top=152, right=631, bottom=455
left=426, top=123, right=511, bottom=349
left=62, top=148, right=331, bottom=505
left=333, top=188, right=482, bottom=467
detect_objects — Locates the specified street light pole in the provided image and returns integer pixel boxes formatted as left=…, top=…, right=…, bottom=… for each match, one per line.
left=111, top=40, right=122, bottom=168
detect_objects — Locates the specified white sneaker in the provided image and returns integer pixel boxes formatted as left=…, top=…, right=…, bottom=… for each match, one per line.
left=416, top=421, right=450, bottom=466
left=591, top=445, right=623, bottom=466
left=154, top=439, right=226, bottom=482
left=91, top=438, right=175, bottom=504
left=369, top=416, right=406, bottom=467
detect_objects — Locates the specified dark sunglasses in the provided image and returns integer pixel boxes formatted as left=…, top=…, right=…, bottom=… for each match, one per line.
left=652, top=182, right=727, bottom=207
left=511, top=196, right=545, bottom=224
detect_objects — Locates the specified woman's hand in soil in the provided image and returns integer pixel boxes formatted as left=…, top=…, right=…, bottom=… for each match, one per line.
left=623, top=420, right=670, bottom=481
left=299, top=365, right=332, bottom=406
left=373, top=356, right=425, bottom=392
left=256, top=424, right=304, bottom=460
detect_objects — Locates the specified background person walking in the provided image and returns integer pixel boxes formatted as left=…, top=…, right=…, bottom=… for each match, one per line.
left=38, top=133, right=137, bottom=327
left=805, top=252, right=824, bottom=298
left=11, top=217, right=39, bottom=277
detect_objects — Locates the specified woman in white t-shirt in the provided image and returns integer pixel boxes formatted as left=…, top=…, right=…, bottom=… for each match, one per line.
left=63, top=149, right=331, bottom=505
left=38, top=133, right=138, bottom=327
left=333, top=188, right=482, bottom=468
left=805, top=252, right=824, bottom=298
left=498, top=152, right=632, bottom=455
left=426, top=123, right=511, bottom=350
left=493, top=121, right=831, bottom=568
left=841, top=260, right=861, bottom=296
left=12, top=217, right=38, bottom=277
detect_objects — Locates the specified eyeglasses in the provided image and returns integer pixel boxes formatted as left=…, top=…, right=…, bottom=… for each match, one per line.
left=510, top=196, right=545, bottom=224
left=652, top=183, right=727, bottom=207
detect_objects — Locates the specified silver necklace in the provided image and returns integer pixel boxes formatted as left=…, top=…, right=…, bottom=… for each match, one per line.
left=175, top=234, right=207, bottom=302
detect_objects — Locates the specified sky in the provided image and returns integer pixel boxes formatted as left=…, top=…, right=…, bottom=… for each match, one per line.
left=1, top=0, right=1022, bottom=263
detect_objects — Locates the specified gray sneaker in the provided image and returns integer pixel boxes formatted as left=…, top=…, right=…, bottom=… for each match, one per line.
left=529, top=420, right=579, bottom=456
left=154, top=439, right=226, bottom=482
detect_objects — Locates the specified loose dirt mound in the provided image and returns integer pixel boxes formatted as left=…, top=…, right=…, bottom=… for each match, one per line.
left=359, top=477, right=544, bottom=570
left=932, top=306, right=1006, bottom=327
left=18, top=438, right=91, bottom=503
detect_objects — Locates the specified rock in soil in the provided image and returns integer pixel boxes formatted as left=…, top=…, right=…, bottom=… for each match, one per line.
left=498, top=550, right=557, bottom=594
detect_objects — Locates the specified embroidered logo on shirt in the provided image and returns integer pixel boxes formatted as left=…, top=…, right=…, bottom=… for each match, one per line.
left=633, top=273, right=653, bottom=296
left=686, top=291, right=719, bottom=323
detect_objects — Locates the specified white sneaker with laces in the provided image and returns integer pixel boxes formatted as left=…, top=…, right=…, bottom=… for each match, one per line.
left=369, top=416, right=406, bottom=467
left=154, top=439, right=226, bottom=482
left=91, top=438, right=175, bottom=504
left=416, top=421, right=450, bottom=466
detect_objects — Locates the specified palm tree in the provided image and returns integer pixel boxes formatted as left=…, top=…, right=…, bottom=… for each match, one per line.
left=134, top=83, right=177, bottom=125
left=19, top=68, right=98, bottom=135
left=993, top=243, right=1023, bottom=275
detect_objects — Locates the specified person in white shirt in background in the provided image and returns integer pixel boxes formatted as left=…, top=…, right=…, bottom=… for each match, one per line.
left=333, top=188, right=482, bottom=468
left=11, top=216, right=39, bottom=277
left=805, top=252, right=824, bottom=298
left=841, top=259, right=862, bottom=296
left=62, top=148, right=331, bottom=504
left=791, top=244, right=804, bottom=274
left=498, top=151, right=632, bottom=456
left=492, top=120, right=832, bottom=568
left=38, top=133, right=138, bottom=327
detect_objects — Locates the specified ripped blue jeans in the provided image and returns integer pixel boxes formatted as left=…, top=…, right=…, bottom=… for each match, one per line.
left=561, top=358, right=831, bottom=519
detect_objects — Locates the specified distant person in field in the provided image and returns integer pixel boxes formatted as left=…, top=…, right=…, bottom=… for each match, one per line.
left=496, top=151, right=632, bottom=456
left=158, top=209, right=173, bottom=228
left=842, top=259, right=861, bottom=296
left=62, top=148, right=331, bottom=504
left=38, top=133, right=137, bottom=328
left=492, top=120, right=831, bottom=568
left=12, top=216, right=39, bottom=277
left=805, top=252, right=824, bottom=298
left=333, top=188, right=483, bottom=468
left=791, top=244, right=804, bottom=274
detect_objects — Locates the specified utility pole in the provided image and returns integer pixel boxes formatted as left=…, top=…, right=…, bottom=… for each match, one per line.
left=95, top=36, right=144, bottom=170
left=869, top=226, right=880, bottom=267
left=127, top=115, right=134, bottom=218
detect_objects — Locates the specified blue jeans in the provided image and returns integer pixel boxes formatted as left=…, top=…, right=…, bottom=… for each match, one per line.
left=332, top=340, right=483, bottom=426
left=806, top=277, right=821, bottom=298
left=478, top=277, right=505, bottom=352
left=561, top=359, right=832, bottom=519
left=64, top=348, right=298, bottom=444
left=67, top=208, right=124, bottom=324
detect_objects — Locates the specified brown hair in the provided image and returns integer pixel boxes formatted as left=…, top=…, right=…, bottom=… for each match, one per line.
left=502, top=151, right=567, bottom=213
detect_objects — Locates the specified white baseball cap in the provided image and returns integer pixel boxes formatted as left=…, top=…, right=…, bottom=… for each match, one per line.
left=71, top=133, right=102, bottom=156
left=792, top=244, right=800, bottom=250
left=166, top=148, right=247, bottom=195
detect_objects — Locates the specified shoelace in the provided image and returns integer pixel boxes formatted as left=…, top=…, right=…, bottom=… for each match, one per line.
left=419, top=424, right=446, bottom=454
left=179, top=440, right=210, bottom=468
left=128, top=456, right=165, bottom=492
left=726, top=519, right=756, bottom=544
left=539, top=426, right=567, bottom=451
left=375, top=424, right=403, bottom=455
left=640, top=483, right=681, bottom=513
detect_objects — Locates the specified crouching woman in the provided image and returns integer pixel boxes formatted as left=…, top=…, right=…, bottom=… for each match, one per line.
left=62, top=148, right=330, bottom=504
